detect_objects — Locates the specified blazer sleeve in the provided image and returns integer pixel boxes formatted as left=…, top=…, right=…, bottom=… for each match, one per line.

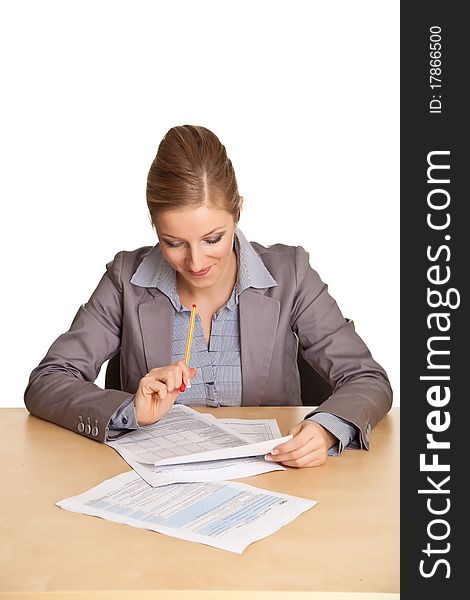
left=290, top=246, right=393, bottom=449
left=24, top=251, right=133, bottom=442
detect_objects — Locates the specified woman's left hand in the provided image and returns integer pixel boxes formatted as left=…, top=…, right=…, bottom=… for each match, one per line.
left=265, top=420, right=338, bottom=468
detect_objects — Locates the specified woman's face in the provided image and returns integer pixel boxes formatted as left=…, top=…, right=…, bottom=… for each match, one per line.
left=154, top=204, right=238, bottom=291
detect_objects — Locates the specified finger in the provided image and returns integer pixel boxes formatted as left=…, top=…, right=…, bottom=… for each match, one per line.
left=185, top=367, right=197, bottom=388
left=162, top=366, right=188, bottom=390
left=179, top=366, right=197, bottom=391
left=148, top=362, right=182, bottom=382
left=142, top=377, right=168, bottom=401
left=268, top=424, right=327, bottom=462
left=271, top=424, right=317, bottom=456
left=170, top=365, right=190, bottom=390
left=282, top=451, right=328, bottom=468
left=161, top=370, right=176, bottom=392
left=268, top=437, right=320, bottom=464
left=147, top=367, right=178, bottom=390
left=175, top=360, right=191, bottom=385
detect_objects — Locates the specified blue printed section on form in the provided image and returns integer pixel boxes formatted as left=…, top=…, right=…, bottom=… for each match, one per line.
left=195, top=495, right=280, bottom=536
left=86, top=487, right=244, bottom=528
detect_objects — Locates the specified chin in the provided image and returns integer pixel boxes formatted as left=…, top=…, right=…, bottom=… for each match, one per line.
left=180, top=271, right=218, bottom=288
left=191, top=280, right=214, bottom=289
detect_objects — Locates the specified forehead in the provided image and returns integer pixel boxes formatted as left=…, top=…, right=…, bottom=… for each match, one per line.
left=155, top=205, right=234, bottom=238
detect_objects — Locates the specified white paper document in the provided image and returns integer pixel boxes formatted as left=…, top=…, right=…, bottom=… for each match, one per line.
left=200, top=415, right=282, bottom=443
left=57, top=471, right=317, bottom=554
left=106, top=405, right=292, bottom=466
left=120, top=417, right=286, bottom=487
left=123, top=453, right=285, bottom=487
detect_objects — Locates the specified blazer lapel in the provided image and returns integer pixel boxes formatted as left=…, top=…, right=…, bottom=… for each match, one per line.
left=239, top=289, right=280, bottom=406
left=138, top=292, right=173, bottom=372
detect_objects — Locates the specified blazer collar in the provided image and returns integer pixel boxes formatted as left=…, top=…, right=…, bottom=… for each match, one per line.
left=239, top=289, right=280, bottom=406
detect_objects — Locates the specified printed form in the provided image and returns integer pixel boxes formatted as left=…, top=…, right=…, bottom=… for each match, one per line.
left=106, top=404, right=291, bottom=470
left=119, top=414, right=287, bottom=486
left=57, top=471, right=317, bottom=554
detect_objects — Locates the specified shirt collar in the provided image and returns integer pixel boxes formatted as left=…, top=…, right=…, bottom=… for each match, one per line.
left=234, top=227, right=277, bottom=292
left=130, top=227, right=277, bottom=310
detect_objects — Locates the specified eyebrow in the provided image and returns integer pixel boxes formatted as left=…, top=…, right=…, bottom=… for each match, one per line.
left=160, top=227, right=226, bottom=240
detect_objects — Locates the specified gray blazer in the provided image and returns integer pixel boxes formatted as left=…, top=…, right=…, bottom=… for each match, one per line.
left=24, top=242, right=392, bottom=447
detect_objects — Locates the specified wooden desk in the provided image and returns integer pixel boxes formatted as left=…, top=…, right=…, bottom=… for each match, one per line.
left=0, top=407, right=399, bottom=599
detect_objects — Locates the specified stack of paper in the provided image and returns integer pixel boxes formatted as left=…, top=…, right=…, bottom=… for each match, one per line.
left=106, top=405, right=292, bottom=486
left=57, top=406, right=318, bottom=553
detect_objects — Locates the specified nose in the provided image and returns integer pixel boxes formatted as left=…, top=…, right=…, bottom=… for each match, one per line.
left=186, top=245, right=204, bottom=272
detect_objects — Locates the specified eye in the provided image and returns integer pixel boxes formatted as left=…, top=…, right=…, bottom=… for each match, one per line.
left=163, top=240, right=184, bottom=248
left=205, top=235, right=223, bottom=245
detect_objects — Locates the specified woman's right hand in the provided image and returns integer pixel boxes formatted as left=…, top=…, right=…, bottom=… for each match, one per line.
left=134, top=360, right=197, bottom=426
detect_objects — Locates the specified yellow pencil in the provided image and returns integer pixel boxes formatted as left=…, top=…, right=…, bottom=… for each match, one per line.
left=180, top=303, right=197, bottom=392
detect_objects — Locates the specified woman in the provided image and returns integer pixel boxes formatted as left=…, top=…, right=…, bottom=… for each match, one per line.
left=24, top=124, right=392, bottom=468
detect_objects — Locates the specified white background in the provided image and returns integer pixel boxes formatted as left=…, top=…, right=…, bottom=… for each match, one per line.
left=0, top=0, right=399, bottom=408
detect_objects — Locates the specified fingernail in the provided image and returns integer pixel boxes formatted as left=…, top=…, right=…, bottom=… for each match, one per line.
left=271, top=449, right=279, bottom=455
left=264, top=454, right=272, bottom=461
left=186, top=379, right=192, bottom=389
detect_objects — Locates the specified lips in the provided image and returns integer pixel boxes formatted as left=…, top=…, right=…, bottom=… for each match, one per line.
left=188, top=266, right=212, bottom=277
